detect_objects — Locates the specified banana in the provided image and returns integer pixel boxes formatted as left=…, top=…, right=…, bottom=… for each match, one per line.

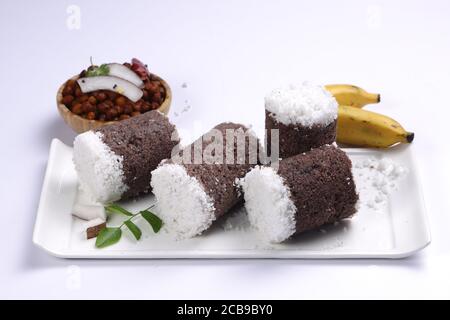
left=326, top=84, right=380, bottom=108
left=337, top=105, right=414, bottom=148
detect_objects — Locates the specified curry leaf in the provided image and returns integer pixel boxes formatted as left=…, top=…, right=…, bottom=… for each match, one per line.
left=141, top=210, right=163, bottom=233
left=93, top=203, right=162, bottom=249
left=105, top=204, right=133, bottom=217
left=95, top=227, right=122, bottom=248
left=124, top=220, right=142, bottom=240
left=86, top=64, right=110, bottom=77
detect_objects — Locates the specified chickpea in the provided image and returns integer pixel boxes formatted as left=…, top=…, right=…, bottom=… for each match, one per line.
left=133, top=102, right=142, bottom=112
left=123, top=104, right=133, bottom=115
left=146, top=82, right=158, bottom=92
left=80, top=95, right=89, bottom=103
left=86, top=112, right=96, bottom=120
left=115, top=96, right=126, bottom=107
left=62, top=95, right=74, bottom=106
left=71, top=103, right=83, bottom=115
left=97, top=92, right=107, bottom=102
left=63, top=85, right=73, bottom=95
left=75, top=87, right=82, bottom=97
left=141, top=102, right=150, bottom=112
left=105, top=110, right=114, bottom=121
left=115, top=105, right=124, bottom=115
left=110, top=108, right=118, bottom=118
left=82, top=102, right=95, bottom=113
left=106, top=91, right=117, bottom=100
left=88, top=96, right=97, bottom=105
left=97, top=103, right=108, bottom=114
left=153, top=92, right=161, bottom=101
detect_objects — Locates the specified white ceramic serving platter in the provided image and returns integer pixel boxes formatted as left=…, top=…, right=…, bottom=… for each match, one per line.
left=33, top=139, right=430, bottom=259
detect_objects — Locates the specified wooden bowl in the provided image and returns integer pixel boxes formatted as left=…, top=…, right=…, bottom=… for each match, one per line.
left=57, top=74, right=172, bottom=133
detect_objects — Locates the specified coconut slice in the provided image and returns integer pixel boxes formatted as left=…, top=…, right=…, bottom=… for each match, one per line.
left=107, top=63, right=144, bottom=88
left=77, top=76, right=143, bottom=102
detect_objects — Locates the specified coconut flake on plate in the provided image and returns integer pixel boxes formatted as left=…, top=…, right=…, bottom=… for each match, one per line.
left=352, top=157, right=408, bottom=211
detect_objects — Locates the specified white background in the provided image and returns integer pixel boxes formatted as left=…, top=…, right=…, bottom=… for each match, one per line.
left=1, top=0, right=450, bottom=299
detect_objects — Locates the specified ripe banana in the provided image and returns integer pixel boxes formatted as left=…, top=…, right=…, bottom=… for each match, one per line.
left=326, top=84, right=380, bottom=108
left=337, top=105, right=414, bottom=148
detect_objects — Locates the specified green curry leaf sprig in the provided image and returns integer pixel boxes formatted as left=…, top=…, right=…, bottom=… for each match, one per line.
left=95, top=204, right=163, bottom=249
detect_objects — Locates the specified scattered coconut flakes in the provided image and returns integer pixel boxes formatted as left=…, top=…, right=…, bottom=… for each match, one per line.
left=265, top=82, right=338, bottom=127
left=172, top=100, right=192, bottom=118
left=352, top=157, right=408, bottom=211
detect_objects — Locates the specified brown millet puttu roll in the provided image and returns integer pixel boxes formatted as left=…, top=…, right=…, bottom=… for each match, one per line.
left=151, top=122, right=260, bottom=239
left=241, top=145, right=358, bottom=243
left=73, top=111, right=179, bottom=203
left=265, top=83, right=338, bottom=158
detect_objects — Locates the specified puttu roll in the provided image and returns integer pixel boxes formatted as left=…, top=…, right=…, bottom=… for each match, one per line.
left=265, top=83, right=338, bottom=158
left=73, top=110, right=179, bottom=203
left=241, top=145, right=358, bottom=243
left=151, top=122, right=259, bottom=239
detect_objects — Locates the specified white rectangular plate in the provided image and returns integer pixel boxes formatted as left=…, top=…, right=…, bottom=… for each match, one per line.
left=33, top=139, right=430, bottom=259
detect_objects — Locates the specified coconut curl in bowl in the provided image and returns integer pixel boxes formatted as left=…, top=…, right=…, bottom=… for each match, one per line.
left=57, top=58, right=172, bottom=133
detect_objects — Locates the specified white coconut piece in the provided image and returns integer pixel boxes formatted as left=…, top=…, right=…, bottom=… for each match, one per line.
left=73, top=131, right=128, bottom=203
left=72, top=184, right=106, bottom=221
left=107, top=63, right=144, bottom=88
left=240, top=166, right=297, bottom=243
left=150, top=163, right=215, bottom=239
left=77, top=76, right=143, bottom=102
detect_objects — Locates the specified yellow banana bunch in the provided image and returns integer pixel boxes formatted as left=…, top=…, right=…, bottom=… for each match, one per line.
left=325, top=84, right=414, bottom=148
left=337, top=105, right=414, bottom=148
left=326, top=84, right=380, bottom=108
